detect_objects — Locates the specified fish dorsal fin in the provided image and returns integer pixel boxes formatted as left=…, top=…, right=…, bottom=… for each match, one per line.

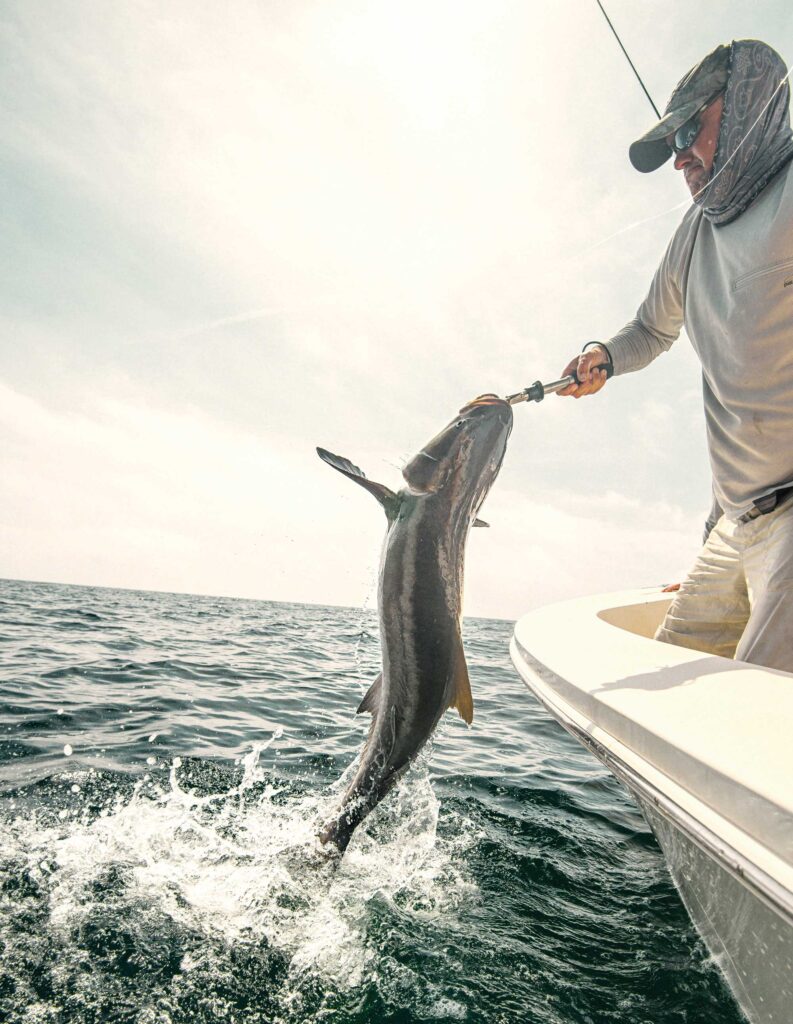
left=317, top=448, right=399, bottom=516
left=449, top=640, right=474, bottom=725
left=356, top=673, right=382, bottom=715
left=473, top=518, right=489, bottom=528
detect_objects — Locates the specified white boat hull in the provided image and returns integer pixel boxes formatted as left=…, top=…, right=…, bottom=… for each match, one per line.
left=510, top=588, right=793, bottom=1023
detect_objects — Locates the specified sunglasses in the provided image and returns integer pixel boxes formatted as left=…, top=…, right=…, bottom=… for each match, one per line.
left=667, top=93, right=722, bottom=155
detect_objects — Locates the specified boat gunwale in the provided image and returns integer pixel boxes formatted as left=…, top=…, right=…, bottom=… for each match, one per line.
left=510, top=632, right=793, bottom=931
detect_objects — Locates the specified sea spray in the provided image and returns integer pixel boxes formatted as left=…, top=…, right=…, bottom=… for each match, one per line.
left=2, top=740, right=474, bottom=1021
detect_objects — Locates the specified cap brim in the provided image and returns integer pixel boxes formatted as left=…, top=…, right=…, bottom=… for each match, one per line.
left=629, top=138, right=673, bottom=173
left=628, top=96, right=708, bottom=173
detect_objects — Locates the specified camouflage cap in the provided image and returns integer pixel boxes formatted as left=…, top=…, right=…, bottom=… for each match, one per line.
left=629, top=43, right=731, bottom=172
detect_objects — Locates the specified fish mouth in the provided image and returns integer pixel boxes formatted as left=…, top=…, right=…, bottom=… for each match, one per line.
left=458, top=393, right=508, bottom=414
left=403, top=394, right=512, bottom=494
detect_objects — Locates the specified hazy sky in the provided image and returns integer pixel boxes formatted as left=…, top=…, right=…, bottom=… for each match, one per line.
left=2, top=0, right=792, bottom=619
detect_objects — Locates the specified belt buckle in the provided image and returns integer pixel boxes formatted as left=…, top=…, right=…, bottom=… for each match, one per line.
left=740, top=489, right=784, bottom=524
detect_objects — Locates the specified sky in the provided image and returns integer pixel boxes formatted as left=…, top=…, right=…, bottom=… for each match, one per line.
left=2, top=0, right=792, bottom=620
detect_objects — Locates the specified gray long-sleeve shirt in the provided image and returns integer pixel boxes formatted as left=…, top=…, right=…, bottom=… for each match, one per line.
left=604, top=160, right=793, bottom=519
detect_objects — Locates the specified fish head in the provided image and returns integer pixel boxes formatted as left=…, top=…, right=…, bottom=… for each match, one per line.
left=402, top=394, right=513, bottom=508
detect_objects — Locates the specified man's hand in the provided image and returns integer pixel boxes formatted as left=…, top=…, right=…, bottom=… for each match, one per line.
left=557, top=344, right=611, bottom=398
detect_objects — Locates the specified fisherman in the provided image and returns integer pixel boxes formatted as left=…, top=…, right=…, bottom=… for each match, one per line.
left=558, top=39, right=793, bottom=673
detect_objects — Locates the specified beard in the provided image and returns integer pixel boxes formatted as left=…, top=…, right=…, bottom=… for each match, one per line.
left=685, top=161, right=712, bottom=198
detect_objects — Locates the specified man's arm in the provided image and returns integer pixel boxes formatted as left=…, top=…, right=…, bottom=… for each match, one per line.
left=557, top=208, right=699, bottom=398
left=557, top=313, right=682, bottom=398
left=556, top=315, right=677, bottom=398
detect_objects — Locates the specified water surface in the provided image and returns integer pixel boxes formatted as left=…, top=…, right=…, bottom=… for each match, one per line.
left=0, top=579, right=742, bottom=1023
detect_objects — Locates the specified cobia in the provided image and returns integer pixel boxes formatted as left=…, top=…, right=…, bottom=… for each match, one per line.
left=316, top=395, right=513, bottom=856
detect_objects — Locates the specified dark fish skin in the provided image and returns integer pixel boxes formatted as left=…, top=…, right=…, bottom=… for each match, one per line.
left=317, top=395, right=513, bottom=856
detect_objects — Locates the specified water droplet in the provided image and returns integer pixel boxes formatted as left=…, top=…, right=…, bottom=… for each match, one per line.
left=63, top=744, right=73, bottom=756
left=173, top=756, right=182, bottom=768
left=70, top=784, right=80, bottom=794
left=57, top=708, right=64, bottom=716
left=146, top=756, right=156, bottom=766
left=148, top=733, right=158, bottom=743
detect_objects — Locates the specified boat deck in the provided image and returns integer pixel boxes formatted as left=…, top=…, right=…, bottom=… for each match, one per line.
left=511, top=587, right=793, bottom=912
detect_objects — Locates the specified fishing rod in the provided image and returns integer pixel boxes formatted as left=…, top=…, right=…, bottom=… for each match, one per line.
left=595, top=0, right=660, bottom=118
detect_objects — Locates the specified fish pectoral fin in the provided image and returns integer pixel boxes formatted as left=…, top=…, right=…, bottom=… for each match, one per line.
left=473, top=518, right=489, bottom=528
left=356, top=673, right=383, bottom=715
left=316, top=448, right=399, bottom=517
left=449, top=644, right=474, bottom=725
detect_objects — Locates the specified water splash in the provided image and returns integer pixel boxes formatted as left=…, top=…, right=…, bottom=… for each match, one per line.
left=0, top=737, right=476, bottom=1022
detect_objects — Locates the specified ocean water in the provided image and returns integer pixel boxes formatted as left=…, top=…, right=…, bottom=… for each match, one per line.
left=0, top=577, right=743, bottom=1024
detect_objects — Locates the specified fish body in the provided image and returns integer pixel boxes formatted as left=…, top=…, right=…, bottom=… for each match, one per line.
left=317, top=395, right=513, bottom=855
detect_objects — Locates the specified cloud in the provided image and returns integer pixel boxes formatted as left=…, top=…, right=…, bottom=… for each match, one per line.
left=0, top=379, right=345, bottom=601
left=2, top=1, right=786, bottom=616
left=1, top=379, right=704, bottom=620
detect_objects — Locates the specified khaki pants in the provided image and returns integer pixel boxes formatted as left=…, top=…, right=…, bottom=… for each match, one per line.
left=655, top=496, right=793, bottom=672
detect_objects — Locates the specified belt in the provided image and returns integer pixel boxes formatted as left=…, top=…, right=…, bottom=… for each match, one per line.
left=737, top=484, right=793, bottom=524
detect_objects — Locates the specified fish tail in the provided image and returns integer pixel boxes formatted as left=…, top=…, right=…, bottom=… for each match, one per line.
left=318, top=780, right=386, bottom=856
left=318, top=812, right=356, bottom=856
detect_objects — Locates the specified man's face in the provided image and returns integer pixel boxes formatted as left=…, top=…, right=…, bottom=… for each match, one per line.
left=668, top=93, right=725, bottom=197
